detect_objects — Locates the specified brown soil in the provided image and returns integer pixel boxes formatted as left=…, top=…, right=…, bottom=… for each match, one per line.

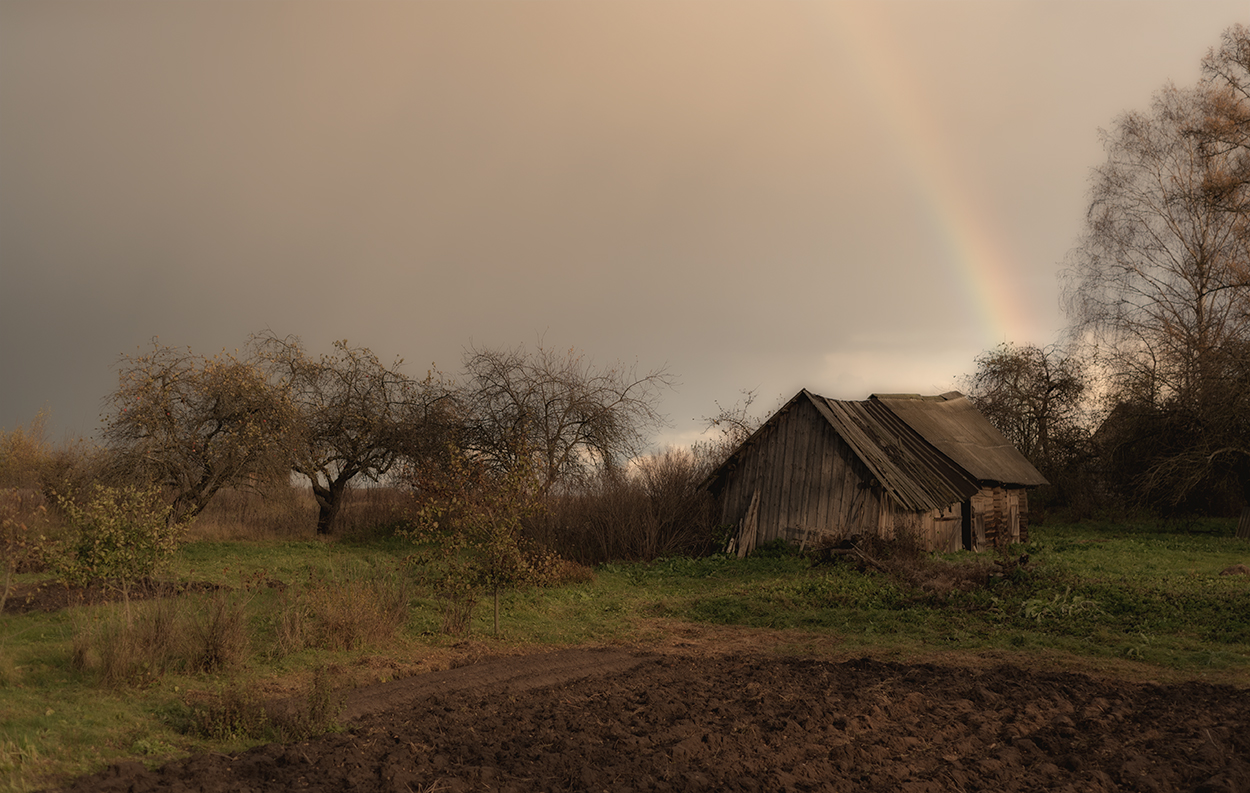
left=3, top=579, right=224, bottom=614
left=52, top=626, right=1250, bottom=793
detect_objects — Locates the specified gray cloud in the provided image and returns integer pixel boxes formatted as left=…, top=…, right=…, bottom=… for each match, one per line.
left=2, top=0, right=1244, bottom=450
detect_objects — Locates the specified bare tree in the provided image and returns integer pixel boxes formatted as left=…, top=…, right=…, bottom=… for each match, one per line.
left=693, top=388, right=764, bottom=476
left=966, top=344, right=1089, bottom=472
left=1064, top=83, right=1250, bottom=410
left=257, top=332, right=454, bottom=535
left=103, top=341, right=290, bottom=526
left=1064, top=29, right=1250, bottom=510
left=460, top=342, right=674, bottom=494
left=964, top=344, right=1094, bottom=513
left=1197, top=23, right=1250, bottom=217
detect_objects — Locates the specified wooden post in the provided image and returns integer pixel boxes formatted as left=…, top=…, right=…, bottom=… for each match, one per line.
left=1237, top=507, right=1250, bottom=540
left=737, top=489, right=761, bottom=559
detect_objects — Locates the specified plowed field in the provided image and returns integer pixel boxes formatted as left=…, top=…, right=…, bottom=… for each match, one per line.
left=56, top=638, right=1250, bottom=793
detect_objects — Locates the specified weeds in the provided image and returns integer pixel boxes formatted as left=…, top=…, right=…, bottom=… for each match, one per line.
left=272, top=566, right=409, bottom=653
left=192, top=590, right=252, bottom=673
left=182, top=665, right=342, bottom=743
left=1021, top=588, right=1103, bottom=623
left=183, top=682, right=271, bottom=742
left=0, top=737, right=41, bottom=792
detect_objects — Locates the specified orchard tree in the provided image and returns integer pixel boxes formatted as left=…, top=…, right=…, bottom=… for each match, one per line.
left=964, top=344, right=1089, bottom=473
left=256, top=332, right=455, bottom=535
left=103, top=342, right=290, bottom=526
left=461, top=342, right=674, bottom=494
left=964, top=344, right=1094, bottom=513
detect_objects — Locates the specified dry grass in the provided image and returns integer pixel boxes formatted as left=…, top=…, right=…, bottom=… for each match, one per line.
left=530, top=451, right=719, bottom=565
left=273, top=568, right=411, bottom=655
left=544, top=559, right=597, bottom=586
left=811, top=534, right=1004, bottom=599
left=189, top=486, right=415, bottom=540
left=192, top=590, right=252, bottom=672
left=188, top=487, right=314, bottom=541
left=71, top=590, right=253, bottom=685
left=183, top=664, right=343, bottom=743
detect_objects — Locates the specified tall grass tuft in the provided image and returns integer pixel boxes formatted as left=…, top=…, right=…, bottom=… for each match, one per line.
left=271, top=567, right=410, bottom=655
left=71, top=589, right=252, bottom=684
left=182, top=664, right=343, bottom=743
left=71, top=600, right=182, bottom=686
left=192, top=590, right=252, bottom=673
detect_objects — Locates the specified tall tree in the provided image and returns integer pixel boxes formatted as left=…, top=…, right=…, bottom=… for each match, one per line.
left=1064, top=27, right=1250, bottom=510
left=1065, top=84, right=1250, bottom=408
left=1197, top=23, right=1250, bottom=218
left=461, top=342, right=673, bottom=494
left=103, top=342, right=290, bottom=526
left=257, top=333, right=453, bottom=535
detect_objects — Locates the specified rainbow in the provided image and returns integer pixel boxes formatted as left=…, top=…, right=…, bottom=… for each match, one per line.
left=819, top=3, right=1030, bottom=349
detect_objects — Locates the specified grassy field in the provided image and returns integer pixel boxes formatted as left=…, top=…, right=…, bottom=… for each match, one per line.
left=1, top=518, right=1248, bottom=791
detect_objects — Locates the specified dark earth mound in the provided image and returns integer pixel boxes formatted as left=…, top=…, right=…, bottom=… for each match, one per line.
left=3, top=580, right=224, bottom=615
left=54, top=648, right=1250, bottom=792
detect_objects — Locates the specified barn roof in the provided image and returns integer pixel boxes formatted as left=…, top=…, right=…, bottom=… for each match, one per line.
left=703, top=389, right=1047, bottom=512
left=869, top=392, right=1049, bottom=487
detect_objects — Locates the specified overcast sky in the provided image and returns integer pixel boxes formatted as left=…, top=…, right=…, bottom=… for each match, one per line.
left=1, top=1, right=1245, bottom=452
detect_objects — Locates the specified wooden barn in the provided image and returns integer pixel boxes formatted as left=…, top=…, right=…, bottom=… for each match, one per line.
left=702, top=390, right=1048, bottom=554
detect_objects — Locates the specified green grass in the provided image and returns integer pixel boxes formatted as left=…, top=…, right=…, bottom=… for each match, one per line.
left=2, top=520, right=1250, bottom=791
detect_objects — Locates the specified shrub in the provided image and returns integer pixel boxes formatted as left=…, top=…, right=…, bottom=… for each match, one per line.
left=53, top=483, right=183, bottom=595
left=530, top=448, right=719, bottom=565
left=1, top=488, right=54, bottom=614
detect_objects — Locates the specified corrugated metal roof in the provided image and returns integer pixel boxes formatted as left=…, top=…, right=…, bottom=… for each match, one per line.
left=871, top=392, right=1050, bottom=487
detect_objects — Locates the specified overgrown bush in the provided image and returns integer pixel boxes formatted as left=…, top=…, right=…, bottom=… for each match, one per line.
left=530, top=448, right=719, bottom=565
left=1, top=488, right=54, bottom=614
left=53, top=483, right=183, bottom=597
left=0, top=414, right=51, bottom=491
left=1, top=412, right=108, bottom=504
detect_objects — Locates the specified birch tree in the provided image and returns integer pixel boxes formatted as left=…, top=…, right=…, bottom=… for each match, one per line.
left=1064, top=27, right=1250, bottom=510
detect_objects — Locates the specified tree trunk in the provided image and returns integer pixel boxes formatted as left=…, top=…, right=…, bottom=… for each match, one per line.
left=312, top=475, right=351, bottom=535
